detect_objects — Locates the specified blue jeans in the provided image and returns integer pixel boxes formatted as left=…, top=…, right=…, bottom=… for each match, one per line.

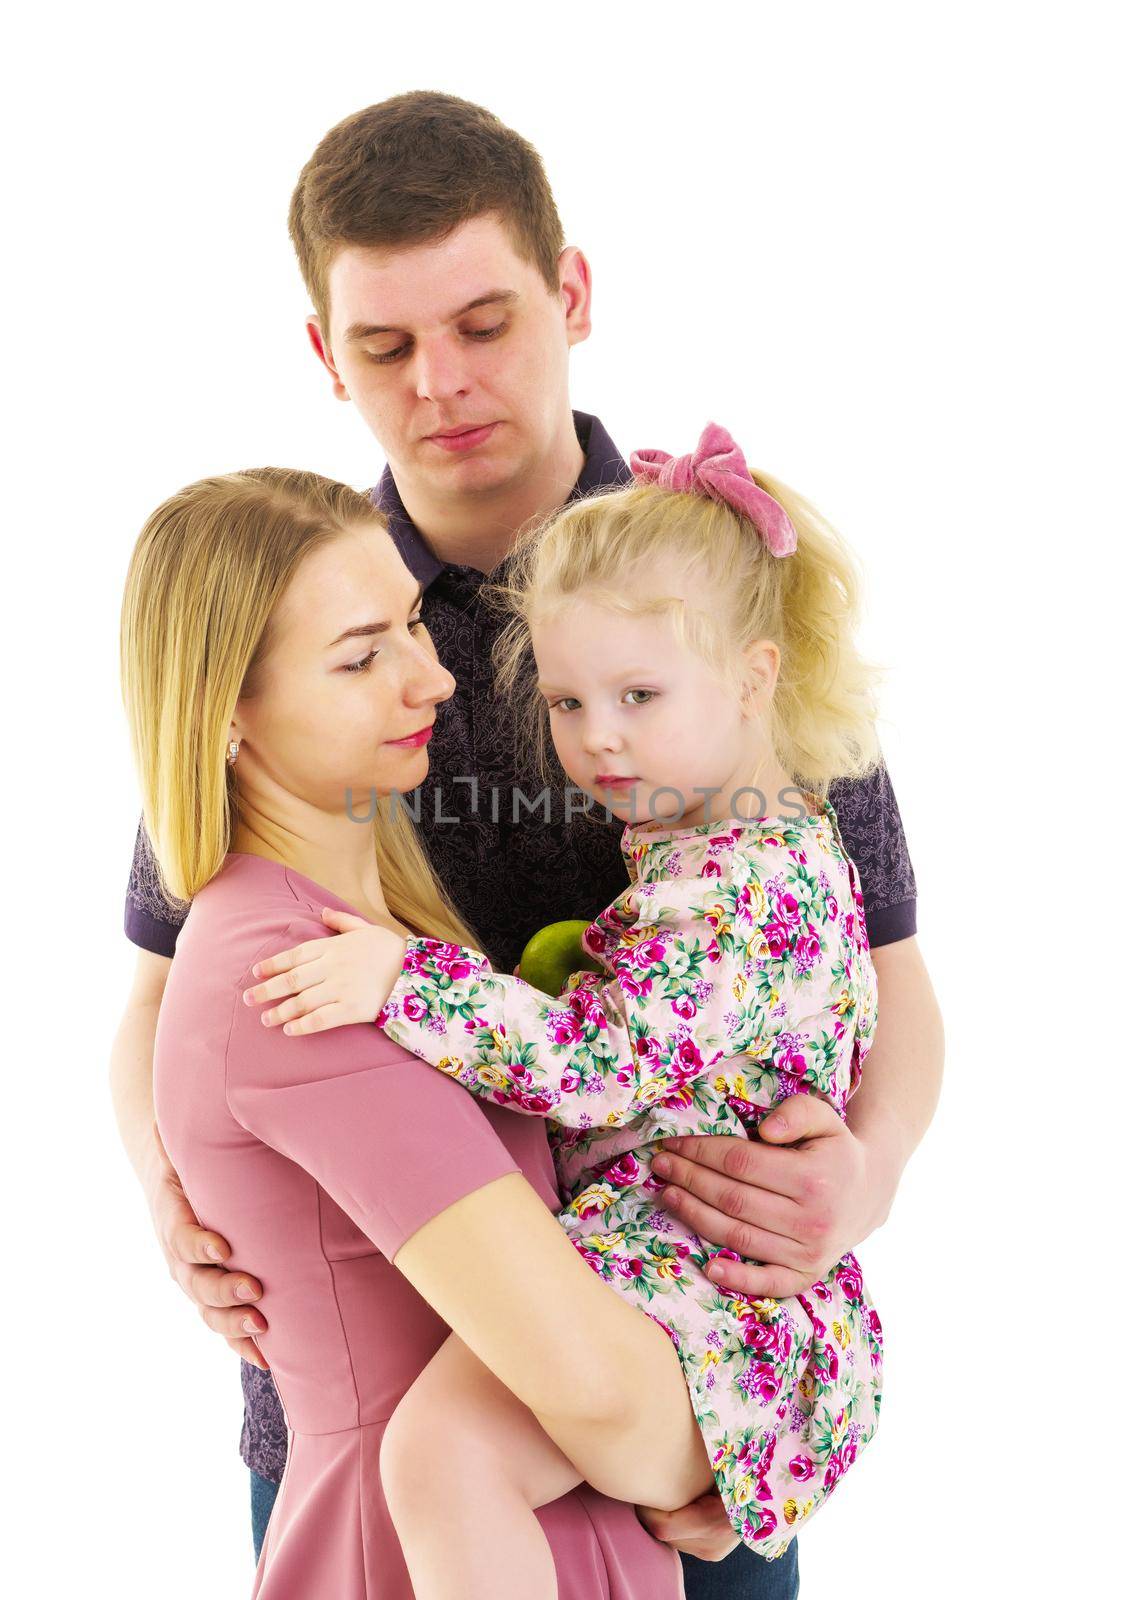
left=680, top=1540, right=799, bottom=1598
left=250, top=1469, right=798, bottom=1594
left=250, top=1469, right=279, bottom=1560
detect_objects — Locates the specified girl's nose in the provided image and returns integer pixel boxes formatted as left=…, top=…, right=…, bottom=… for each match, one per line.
left=581, top=715, right=623, bottom=757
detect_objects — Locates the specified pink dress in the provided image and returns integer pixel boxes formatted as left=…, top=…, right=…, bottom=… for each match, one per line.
left=153, top=851, right=684, bottom=1600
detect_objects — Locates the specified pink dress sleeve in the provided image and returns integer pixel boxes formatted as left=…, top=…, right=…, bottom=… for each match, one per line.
left=225, top=919, right=522, bottom=1261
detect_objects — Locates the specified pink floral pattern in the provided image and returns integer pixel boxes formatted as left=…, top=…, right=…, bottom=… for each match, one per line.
left=377, top=797, right=881, bottom=1558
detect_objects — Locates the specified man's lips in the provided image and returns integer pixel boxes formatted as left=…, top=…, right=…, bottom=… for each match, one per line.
left=425, top=421, right=499, bottom=452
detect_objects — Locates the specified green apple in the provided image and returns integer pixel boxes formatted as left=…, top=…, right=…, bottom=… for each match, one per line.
left=518, top=920, right=605, bottom=998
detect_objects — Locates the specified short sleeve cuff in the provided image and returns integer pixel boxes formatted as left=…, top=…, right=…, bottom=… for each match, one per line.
left=124, top=898, right=181, bottom=958
left=864, top=899, right=917, bottom=949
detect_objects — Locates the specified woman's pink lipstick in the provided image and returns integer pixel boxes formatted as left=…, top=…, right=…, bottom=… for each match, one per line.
left=427, top=422, right=499, bottom=453
left=386, top=725, right=434, bottom=748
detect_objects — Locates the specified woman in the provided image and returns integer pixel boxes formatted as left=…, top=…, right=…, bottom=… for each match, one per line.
left=120, top=466, right=705, bottom=1598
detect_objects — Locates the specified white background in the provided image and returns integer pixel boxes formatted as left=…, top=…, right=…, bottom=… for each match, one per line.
left=5, top=3, right=1139, bottom=1595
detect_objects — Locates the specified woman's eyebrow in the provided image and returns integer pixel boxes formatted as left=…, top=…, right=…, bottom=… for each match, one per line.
left=343, top=290, right=518, bottom=342
left=325, top=583, right=426, bottom=646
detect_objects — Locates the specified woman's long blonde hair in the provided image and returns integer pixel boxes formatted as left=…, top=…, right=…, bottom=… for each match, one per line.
left=119, top=467, right=482, bottom=948
left=486, top=467, right=885, bottom=805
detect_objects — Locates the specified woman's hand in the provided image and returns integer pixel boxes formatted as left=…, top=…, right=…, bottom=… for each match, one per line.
left=242, top=908, right=408, bottom=1035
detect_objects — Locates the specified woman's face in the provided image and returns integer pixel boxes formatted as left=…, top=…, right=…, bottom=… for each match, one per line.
left=231, top=523, right=455, bottom=820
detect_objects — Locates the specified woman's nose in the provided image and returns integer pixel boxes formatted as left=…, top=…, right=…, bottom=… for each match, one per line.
left=404, top=642, right=455, bottom=707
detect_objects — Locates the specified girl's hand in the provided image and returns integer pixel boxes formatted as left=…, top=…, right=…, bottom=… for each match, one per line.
left=242, top=908, right=408, bottom=1036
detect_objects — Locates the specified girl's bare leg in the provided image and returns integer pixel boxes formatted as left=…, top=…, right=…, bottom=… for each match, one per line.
left=381, top=1332, right=584, bottom=1600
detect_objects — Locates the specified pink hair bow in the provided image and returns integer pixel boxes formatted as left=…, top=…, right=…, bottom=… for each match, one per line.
left=629, top=421, right=797, bottom=557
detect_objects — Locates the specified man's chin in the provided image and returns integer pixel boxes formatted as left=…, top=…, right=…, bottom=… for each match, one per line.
left=425, top=446, right=526, bottom=496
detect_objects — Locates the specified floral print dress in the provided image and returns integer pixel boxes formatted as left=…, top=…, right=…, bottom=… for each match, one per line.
left=377, top=794, right=882, bottom=1559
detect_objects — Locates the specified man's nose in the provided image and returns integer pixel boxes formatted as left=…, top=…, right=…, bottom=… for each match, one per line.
left=411, top=337, right=470, bottom=404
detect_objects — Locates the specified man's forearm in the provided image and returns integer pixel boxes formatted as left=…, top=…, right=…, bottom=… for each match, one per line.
left=845, top=935, right=944, bottom=1225
left=109, top=998, right=163, bottom=1194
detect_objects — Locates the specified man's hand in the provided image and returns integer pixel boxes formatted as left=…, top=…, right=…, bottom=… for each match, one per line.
left=651, top=1092, right=898, bottom=1299
left=147, top=1123, right=269, bottom=1368
left=635, top=1491, right=741, bottom=1562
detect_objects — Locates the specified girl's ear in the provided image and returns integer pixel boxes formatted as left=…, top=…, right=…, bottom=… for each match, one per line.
left=740, top=639, right=781, bottom=713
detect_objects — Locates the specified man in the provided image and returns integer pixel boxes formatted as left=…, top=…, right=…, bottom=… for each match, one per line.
left=111, top=91, right=943, bottom=1597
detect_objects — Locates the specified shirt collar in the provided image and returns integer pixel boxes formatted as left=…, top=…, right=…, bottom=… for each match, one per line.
left=369, top=410, right=630, bottom=589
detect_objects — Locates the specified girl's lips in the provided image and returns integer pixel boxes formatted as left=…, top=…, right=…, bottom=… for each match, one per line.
left=427, top=422, right=498, bottom=453
left=386, top=726, right=434, bottom=748
left=596, top=776, right=639, bottom=788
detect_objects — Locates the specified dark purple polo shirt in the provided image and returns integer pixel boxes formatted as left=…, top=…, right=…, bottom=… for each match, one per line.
left=123, top=408, right=917, bottom=1482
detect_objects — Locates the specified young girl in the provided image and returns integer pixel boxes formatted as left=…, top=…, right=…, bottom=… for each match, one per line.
left=245, top=423, right=885, bottom=1590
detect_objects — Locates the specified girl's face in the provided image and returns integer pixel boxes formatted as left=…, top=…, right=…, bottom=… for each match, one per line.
left=533, top=586, right=778, bottom=832
left=231, top=524, right=456, bottom=821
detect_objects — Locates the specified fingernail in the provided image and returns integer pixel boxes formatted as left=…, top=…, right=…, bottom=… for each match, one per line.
left=661, top=1186, right=678, bottom=1206
left=243, top=1317, right=261, bottom=1334
left=651, top=1155, right=672, bottom=1177
left=205, top=1244, right=223, bottom=1262
left=236, top=1282, right=257, bottom=1301
left=706, top=1263, right=724, bottom=1282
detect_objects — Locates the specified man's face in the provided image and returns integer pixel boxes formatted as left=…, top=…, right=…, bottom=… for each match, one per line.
left=310, top=215, right=590, bottom=500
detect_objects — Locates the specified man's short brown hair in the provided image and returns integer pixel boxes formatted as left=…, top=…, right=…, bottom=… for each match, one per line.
left=288, top=91, right=566, bottom=339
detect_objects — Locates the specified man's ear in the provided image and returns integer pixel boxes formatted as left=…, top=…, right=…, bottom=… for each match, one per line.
left=305, top=315, right=351, bottom=403
left=557, top=246, right=592, bottom=348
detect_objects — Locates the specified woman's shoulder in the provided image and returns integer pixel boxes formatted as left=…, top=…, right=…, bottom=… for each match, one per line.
left=170, top=855, right=417, bottom=1097
left=174, top=853, right=338, bottom=993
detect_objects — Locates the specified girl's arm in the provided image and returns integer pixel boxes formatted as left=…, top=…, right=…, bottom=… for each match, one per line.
left=244, top=874, right=756, bottom=1128
left=378, top=873, right=753, bottom=1129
